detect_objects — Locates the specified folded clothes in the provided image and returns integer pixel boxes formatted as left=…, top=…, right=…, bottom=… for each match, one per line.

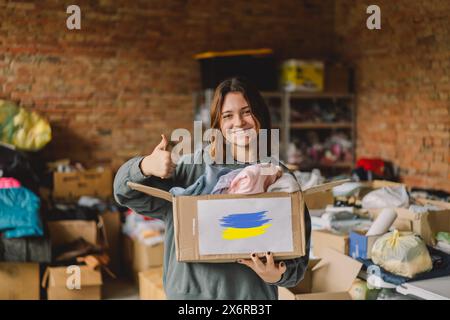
left=362, top=186, right=409, bottom=209
left=436, top=241, right=450, bottom=254
left=0, top=177, right=21, bottom=189
left=267, top=173, right=300, bottom=193
left=332, top=182, right=363, bottom=197
left=436, top=232, right=450, bottom=244
left=228, top=163, right=281, bottom=195
left=408, top=204, right=442, bottom=214
left=0, top=186, right=43, bottom=238
left=170, top=165, right=232, bottom=196
left=211, top=168, right=243, bottom=194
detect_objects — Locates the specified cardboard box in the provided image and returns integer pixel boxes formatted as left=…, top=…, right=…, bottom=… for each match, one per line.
left=128, top=182, right=305, bottom=263
left=312, top=229, right=349, bottom=258
left=281, top=60, right=324, bottom=92
left=369, top=203, right=450, bottom=246
left=349, top=230, right=382, bottom=259
left=47, top=220, right=99, bottom=247
left=42, top=266, right=102, bottom=300
left=53, top=168, right=112, bottom=200
left=0, top=262, right=40, bottom=300
left=139, top=267, right=166, bottom=300
left=278, top=248, right=362, bottom=300
left=304, top=191, right=333, bottom=210
left=123, top=235, right=164, bottom=280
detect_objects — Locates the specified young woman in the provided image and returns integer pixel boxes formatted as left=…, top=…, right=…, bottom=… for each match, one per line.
left=114, top=77, right=311, bottom=300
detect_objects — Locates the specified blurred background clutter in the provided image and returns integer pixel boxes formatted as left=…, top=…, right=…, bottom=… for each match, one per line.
left=0, top=0, right=449, bottom=300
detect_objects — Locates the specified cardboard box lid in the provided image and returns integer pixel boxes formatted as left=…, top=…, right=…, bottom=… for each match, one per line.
left=42, top=266, right=102, bottom=288
left=310, top=248, right=362, bottom=293
left=294, top=291, right=352, bottom=300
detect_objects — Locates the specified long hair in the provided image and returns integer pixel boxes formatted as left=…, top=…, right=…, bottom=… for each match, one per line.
left=209, top=77, right=272, bottom=162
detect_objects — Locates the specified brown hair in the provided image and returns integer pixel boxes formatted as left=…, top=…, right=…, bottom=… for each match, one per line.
left=209, top=77, right=272, bottom=162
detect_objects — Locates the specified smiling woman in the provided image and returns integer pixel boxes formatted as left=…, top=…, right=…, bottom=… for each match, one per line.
left=114, top=76, right=311, bottom=300
left=209, top=77, right=273, bottom=164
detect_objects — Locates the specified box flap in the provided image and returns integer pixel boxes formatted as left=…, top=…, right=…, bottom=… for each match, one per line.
left=311, top=248, right=362, bottom=293
left=127, top=182, right=172, bottom=203
left=415, top=198, right=450, bottom=210
left=46, top=266, right=102, bottom=288
left=295, top=292, right=352, bottom=300
left=303, top=179, right=350, bottom=195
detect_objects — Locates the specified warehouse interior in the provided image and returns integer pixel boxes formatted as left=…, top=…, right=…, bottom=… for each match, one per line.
left=0, top=0, right=449, bottom=301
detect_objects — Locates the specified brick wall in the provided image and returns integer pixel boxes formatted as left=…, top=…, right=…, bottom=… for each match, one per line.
left=335, top=0, right=450, bottom=192
left=0, top=0, right=335, bottom=170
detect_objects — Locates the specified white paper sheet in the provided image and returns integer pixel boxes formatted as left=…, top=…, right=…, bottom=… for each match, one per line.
left=197, top=197, right=293, bottom=255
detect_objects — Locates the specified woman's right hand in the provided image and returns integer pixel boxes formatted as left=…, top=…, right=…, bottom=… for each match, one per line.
left=140, top=134, right=176, bottom=179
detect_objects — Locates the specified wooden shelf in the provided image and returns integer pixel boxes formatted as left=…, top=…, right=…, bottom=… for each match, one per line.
left=290, top=122, right=353, bottom=129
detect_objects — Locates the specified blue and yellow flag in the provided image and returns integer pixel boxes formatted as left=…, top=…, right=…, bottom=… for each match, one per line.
left=220, top=211, right=272, bottom=240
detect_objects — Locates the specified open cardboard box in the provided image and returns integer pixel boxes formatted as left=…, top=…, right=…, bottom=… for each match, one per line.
left=42, top=265, right=102, bottom=300
left=368, top=199, right=450, bottom=246
left=127, top=179, right=347, bottom=263
left=278, top=248, right=362, bottom=300
left=312, top=229, right=349, bottom=258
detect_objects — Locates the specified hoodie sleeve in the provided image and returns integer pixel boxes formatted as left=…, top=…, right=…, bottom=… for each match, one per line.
left=113, top=156, right=174, bottom=220
left=271, top=203, right=311, bottom=288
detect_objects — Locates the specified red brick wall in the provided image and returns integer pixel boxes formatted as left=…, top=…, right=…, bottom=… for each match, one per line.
left=0, top=0, right=335, bottom=170
left=335, top=0, right=450, bottom=192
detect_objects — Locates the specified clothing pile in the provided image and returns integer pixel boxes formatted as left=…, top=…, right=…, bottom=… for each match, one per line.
left=0, top=144, right=50, bottom=262
left=46, top=196, right=118, bottom=221
left=122, top=209, right=165, bottom=246
left=169, top=163, right=300, bottom=197
left=287, top=132, right=353, bottom=167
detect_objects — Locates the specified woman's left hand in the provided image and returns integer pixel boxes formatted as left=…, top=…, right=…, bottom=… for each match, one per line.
left=237, top=251, right=286, bottom=284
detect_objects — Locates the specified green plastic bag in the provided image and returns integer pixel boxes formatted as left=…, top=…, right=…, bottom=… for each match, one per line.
left=371, top=230, right=432, bottom=278
left=0, top=100, right=51, bottom=151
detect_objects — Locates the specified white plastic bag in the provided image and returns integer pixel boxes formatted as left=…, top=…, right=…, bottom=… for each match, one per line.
left=362, top=186, right=409, bottom=209
left=371, top=230, right=432, bottom=278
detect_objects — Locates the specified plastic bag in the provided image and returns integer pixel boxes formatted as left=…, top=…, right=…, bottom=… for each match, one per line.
left=371, top=230, right=432, bottom=278
left=0, top=100, right=51, bottom=151
left=362, top=186, right=409, bottom=209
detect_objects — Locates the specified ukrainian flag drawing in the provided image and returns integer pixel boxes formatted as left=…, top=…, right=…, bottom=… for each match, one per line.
left=220, top=210, right=272, bottom=240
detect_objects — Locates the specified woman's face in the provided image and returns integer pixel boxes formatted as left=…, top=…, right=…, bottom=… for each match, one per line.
left=220, top=92, right=257, bottom=147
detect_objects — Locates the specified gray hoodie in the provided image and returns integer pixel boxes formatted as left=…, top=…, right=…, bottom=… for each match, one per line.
left=113, top=150, right=311, bottom=300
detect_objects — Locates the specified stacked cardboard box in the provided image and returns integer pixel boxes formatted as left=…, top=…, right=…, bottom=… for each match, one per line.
left=123, top=235, right=164, bottom=281
left=139, top=267, right=165, bottom=300
left=0, top=262, right=40, bottom=300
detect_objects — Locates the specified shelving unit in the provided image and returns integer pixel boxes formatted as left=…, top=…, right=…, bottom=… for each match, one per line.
left=261, top=91, right=356, bottom=175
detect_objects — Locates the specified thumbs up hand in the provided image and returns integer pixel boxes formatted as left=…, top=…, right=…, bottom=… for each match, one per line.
left=139, top=134, right=176, bottom=179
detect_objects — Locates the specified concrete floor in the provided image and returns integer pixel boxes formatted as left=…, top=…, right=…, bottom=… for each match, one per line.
left=102, top=277, right=140, bottom=300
